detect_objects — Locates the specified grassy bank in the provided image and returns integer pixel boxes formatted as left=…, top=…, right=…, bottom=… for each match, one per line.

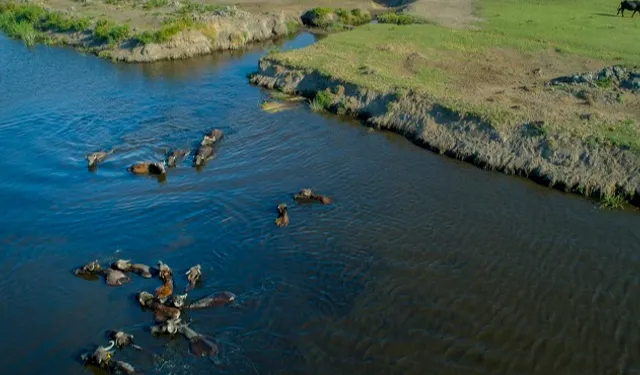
left=258, top=0, right=640, bottom=206
left=301, top=7, right=372, bottom=30
left=0, top=3, right=90, bottom=45
left=269, top=0, right=640, bottom=153
left=0, top=1, right=298, bottom=61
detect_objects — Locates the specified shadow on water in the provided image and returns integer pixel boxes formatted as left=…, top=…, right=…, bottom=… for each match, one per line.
left=1, top=28, right=640, bottom=375
left=136, top=32, right=321, bottom=81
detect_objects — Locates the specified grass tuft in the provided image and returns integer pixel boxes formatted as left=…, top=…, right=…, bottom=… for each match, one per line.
left=7, top=20, right=39, bottom=45
left=309, top=90, right=334, bottom=112
left=0, top=3, right=87, bottom=46
left=599, top=193, right=626, bottom=209
left=135, top=16, right=193, bottom=44
left=377, top=12, right=428, bottom=25
left=303, top=7, right=371, bottom=30
left=39, top=11, right=90, bottom=32
left=94, top=19, right=130, bottom=46
left=286, top=19, right=299, bottom=35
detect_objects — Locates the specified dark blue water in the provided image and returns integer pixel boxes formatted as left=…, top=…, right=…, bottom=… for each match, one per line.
left=1, top=32, right=639, bottom=375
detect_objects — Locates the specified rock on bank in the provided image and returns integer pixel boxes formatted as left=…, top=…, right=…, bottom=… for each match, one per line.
left=251, top=58, right=640, bottom=207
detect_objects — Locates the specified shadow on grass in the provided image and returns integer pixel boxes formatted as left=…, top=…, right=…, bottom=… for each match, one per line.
left=593, top=13, right=620, bottom=18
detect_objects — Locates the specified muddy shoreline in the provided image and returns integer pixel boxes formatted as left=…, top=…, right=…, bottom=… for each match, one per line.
left=250, top=58, right=640, bottom=208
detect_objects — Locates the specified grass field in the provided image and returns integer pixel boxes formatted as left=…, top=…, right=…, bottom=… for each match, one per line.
left=270, top=0, right=640, bottom=150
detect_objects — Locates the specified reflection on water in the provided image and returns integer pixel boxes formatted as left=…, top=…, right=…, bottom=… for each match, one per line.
left=0, top=31, right=639, bottom=375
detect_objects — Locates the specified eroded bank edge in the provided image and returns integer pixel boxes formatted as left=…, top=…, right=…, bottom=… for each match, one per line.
left=250, top=58, right=640, bottom=209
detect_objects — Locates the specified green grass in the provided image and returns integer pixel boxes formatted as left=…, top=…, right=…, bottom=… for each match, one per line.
left=377, top=12, right=428, bottom=25
left=0, top=3, right=89, bottom=46
left=134, top=16, right=194, bottom=45
left=600, top=120, right=640, bottom=150
left=335, top=8, right=371, bottom=26
left=94, top=19, right=130, bottom=46
left=304, top=7, right=371, bottom=29
left=142, top=0, right=168, bottom=10
left=4, top=20, right=39, bottom=45
left=286, top=20, right=299, bottom=35
left=39, top=12, right=90, bottom=32
left=599, top=193, right=626, bottom=209
left=309, top=90, right=334, bottom=112
left=595, top=75, right=613, bottom=88
left=269, top=0, right=640, bottom=149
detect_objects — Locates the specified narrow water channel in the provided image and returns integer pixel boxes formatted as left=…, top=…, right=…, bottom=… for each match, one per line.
left=0, top=32, right=639, bottom=375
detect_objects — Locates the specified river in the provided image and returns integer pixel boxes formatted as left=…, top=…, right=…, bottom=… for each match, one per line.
left=0, top=32, right=639, bottom=375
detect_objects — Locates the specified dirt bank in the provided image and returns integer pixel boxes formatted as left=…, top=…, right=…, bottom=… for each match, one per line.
left=250, top=58, right=640, bottom=207
left=43, top=9, right=297, bottom=62
left=111, top=11, right=294, bottom=62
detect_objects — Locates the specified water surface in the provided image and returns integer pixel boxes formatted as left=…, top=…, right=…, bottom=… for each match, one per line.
left=0, top=32, right=639, bottom=375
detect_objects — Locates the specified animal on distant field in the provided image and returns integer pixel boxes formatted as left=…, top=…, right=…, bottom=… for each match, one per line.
left=127, top=162, right=166, bottom=176
left=617, top=0, right=640, bottom=17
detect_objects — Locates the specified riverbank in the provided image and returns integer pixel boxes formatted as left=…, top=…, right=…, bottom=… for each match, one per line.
left=249, top=0, right=640, bottom=208
left=251, top=61, right=640, bottom=208
left=0, top=1, right=302, bottom=62
left=0, top=0, right=432, bottom=62
left=0, top=0, right=466, bottom=63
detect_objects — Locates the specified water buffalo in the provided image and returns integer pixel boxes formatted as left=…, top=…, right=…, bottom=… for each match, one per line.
left=185, top=264, right=202, bottom=292
left=185, top=291, right=237, bottom=309
left=618, top=0, right=640, bottom=17
left=275, top=203, right=289, bottom=227
left=127, top=162, right=166, bottom=176
left=87, top=150, right=113, bottom=169
left=166, top=149, right=189, bottom=168
left=293, top=188, right=333, bottom=204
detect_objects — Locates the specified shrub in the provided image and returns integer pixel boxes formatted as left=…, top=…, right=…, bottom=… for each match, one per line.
left=336, top=8, right=371, bottom=26
left=134, top=16, right=193, bottom=45
left=286, top=19, right=299, bottom=35
left=310, top=90, right=334, bottom=112
left=39, top=12, right=90, bottom=32
left=0, top=4, right=48, bottom=46
left=13, top=3, right=46, bottom=23
left=595, top=75, right=613, bottom=88
left=94, top=19, right=130, bottom=46
left=6, top=20, right=39, bottom=45
left=599, top=193, right=625, bottom=209
left=310, top=7, right=332, bottom=19
left=303, top=7, right=371, bottom=29
left=377, top=12, right=427, bottom=25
